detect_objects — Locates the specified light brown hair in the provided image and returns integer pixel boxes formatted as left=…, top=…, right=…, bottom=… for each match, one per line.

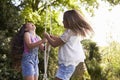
left=63, top=10, right=94, bottom=37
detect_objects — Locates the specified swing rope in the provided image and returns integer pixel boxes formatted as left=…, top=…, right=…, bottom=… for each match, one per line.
left=43, top=0, right=52, bottom=80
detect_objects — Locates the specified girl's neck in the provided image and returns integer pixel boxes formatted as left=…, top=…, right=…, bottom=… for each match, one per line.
left=29, top=31, right=36, bottom=36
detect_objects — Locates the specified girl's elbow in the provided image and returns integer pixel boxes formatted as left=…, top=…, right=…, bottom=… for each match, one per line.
left=52, top=45, right=56, bottom=48
left=27, top=45, right=33, bottom=50
left=51, top=44, right=58, bottom=48
left=27, top=46, right=32, bottom=50
left=48, top=41, right=58, bottom=47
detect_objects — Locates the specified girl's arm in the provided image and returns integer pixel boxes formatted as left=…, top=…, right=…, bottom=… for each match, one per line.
left=39, top=38, right=46, bottom=51
left=24, top=32, right=45, bottom=50
left=44, top=32, right=64, bottom=47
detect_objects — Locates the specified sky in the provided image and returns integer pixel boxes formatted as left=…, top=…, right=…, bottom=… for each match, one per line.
left=83, top=1, right=120, bottom=46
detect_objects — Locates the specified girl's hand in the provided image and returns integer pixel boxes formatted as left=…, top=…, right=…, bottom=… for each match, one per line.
left=50, top=35, right=58, bottom=40
left=43, top=32, right=49, bottom=38
left=39, top=38, right=47, bottom=51
left=42, top=38, right=47, bottom=43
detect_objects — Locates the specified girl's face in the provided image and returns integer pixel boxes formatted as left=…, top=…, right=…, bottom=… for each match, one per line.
left=25, top=23, right=36, bottom=32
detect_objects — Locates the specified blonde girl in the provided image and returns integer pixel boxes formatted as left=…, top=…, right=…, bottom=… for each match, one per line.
left=44, top=10, right=94, bottom=80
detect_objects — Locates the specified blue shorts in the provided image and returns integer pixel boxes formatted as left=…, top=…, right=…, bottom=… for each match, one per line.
left=21, top=61, right=39, bottom=77
left=55, top=64, right=75, bottom=80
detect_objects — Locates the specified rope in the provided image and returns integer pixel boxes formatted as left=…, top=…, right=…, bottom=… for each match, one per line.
left=43, top=0, right=52, bottom=80
left=46, top=0, right=52, bottom=68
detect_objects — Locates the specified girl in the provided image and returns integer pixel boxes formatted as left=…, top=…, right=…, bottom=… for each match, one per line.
left=44, top=10, right=94, bottom=80
left=11, top=22, right=46, bottom=80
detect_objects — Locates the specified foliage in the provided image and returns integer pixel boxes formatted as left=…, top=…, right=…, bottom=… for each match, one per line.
left=104, top=0, right=120, bottom=5
left=81, top=39, right=105, bottom=80
left=0, top=0, right=24, bottom=79
left=71, top=62, right=90, bottom=80
left=100, top=41, right=120, bottom=80
left=0, top=0, right=120, bottom=80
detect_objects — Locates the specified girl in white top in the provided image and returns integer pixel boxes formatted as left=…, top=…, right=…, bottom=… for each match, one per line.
left=44, top=9, right=94, bottom=80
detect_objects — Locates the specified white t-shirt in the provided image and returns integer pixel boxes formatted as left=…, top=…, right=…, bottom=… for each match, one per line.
left=58, top=29, right=85, bottom=66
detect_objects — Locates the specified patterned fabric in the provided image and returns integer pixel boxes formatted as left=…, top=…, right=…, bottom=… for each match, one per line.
left=55, top=64, right=75, bottom=80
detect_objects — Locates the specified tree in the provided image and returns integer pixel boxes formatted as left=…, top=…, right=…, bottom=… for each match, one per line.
left=100, top=41, right=120, bottom=80
left=0, top=0, right=120, bottom=79
left=105, top=0, right=120, bottom=5
left=81, top=39, right=104, bottom=80
left=0, top=0, right=24, bottom=79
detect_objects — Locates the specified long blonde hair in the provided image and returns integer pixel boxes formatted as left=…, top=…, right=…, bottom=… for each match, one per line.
left=63, top=10, right=94, bottom=37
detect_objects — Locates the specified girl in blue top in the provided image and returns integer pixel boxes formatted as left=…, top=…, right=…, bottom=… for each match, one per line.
left=44, top=10, right=94, bottom=80
left=11, top=22, right=46, bottom=80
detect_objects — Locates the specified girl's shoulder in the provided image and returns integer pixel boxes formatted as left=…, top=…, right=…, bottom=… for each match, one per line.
left=24, top=32, right=30, bottom=37
left=67, top=29, right=77, bottom=36
left=64, top=29, right=72, bottom=34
